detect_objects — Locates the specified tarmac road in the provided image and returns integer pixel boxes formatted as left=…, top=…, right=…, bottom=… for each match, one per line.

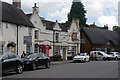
left=2, top=61, right=119, bottom=79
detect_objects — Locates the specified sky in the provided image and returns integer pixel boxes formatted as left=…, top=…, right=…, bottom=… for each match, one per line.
left=1, top=0, right=119, bottom=30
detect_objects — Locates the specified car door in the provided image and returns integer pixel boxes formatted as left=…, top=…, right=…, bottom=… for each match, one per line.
left=2, top=54, right=11, bottom=72
left=8, top=54, right=18, bottom=70
left=97, top=52, right=103, bottom=60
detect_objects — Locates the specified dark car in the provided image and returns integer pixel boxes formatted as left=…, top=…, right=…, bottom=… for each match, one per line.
left=0, top=53, right=24, bottom=74
left=23, top=53, right=50, bottom=70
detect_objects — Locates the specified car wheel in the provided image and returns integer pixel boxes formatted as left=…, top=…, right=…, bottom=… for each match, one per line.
left=16, top=65, right=23, bottom=74
left=45, top=61, right=50, bottom=68
left=84, top=58, right=86, bottom=62
left=103, top=57, right=106, bottom=61
left=115, top=57, right=118, bottom=60
left=32, top=62, right=36, bottom=70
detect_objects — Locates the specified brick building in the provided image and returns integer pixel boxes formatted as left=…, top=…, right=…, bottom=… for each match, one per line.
left=81, top=27, right=120, bottom=54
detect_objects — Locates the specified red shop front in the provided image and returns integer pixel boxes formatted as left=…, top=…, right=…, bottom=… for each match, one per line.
left=39, top=44, right=51, bottom=57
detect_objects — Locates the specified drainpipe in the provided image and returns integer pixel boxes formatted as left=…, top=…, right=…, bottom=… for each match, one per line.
left=17, top=24, right=19, bottom=55
left=53, top=30, right=55, bottom=56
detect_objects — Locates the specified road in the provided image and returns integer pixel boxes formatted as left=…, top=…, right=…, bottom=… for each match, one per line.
left=2, top=61, right=119, bottom=79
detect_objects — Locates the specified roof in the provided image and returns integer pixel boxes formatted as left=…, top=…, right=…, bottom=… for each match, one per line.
left=1, top=1, right=34, bottom=28
left=41, top=19, right=70, bottom=32
left=82, top=27, right=119, bottom=46
left=41, top=20, right=55, bottom=30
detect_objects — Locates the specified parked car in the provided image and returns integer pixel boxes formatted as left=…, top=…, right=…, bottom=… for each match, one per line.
left=109, top=52, right=120, bottom=60
left=90, top=51, right=112, bottom=61
left=73, top=53, right=90, bottom=63
left=23, top=53, right=50, bottom=70
left=0, top=53, right=24, bottom=74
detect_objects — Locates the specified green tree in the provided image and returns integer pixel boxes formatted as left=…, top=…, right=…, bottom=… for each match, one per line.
left=67, top=0, right=87, bottom=29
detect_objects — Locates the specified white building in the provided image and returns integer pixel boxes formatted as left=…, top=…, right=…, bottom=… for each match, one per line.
left=0, top=1, right=34, bottom=56
left=27, top=3, right=80, bottom=60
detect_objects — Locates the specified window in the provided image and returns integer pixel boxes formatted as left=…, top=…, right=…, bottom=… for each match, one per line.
left=55, top=47, right=59, bottom=55
left=81, top=38, right=85, bottom=43
left=2, top=54, right=9, bottom=60
left=6, top=23, right=8, bottom=28
left=34, top=45, right=38, bottom=53
left=9, top=54, right=17, bottom=59
left=35, top=30, right=39, bottom=39
left=72, top=33, right=77, bottom=41
left=26, top=45, right=31, bottom=53
left=72, top=48, right=75, bottom=55
left=28, top=28, right=32, bottom=36
left=0, top=45, right=3, bottom=54
left=0, top=22, right=1, bottom=28
left=56, top=33, right=59, bottom=43
left=96, top=48, right=101, bottom=51
left=98, top=52, right=103, bottom=56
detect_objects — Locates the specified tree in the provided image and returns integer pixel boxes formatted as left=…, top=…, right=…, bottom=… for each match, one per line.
left=67, top=0, right=87, bottom=29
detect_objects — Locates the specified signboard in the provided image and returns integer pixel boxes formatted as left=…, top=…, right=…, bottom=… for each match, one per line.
left=24, top=36, right=32, bottom=45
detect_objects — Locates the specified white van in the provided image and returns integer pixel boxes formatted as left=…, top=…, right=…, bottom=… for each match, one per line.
left=90, top=51, right=112, bottom=61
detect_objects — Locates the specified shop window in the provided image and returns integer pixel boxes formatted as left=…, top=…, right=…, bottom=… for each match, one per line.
left=56, top=33, right=59, bottom=43
left=72, top=33, right=77, bottom=41
left=35, top=30, right=39, bottom=39
left=55, top=47, right=59, bottom=55
left=72, top=48, right=75, bottom=55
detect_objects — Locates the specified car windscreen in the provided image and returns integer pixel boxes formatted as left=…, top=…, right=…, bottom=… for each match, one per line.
left=25, top=53, right=38, bottom=59
left=78, top=53, right=85, bottom=56
left=0, top=55, right=2, bottom=58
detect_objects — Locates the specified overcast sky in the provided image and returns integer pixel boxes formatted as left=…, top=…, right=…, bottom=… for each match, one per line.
left=2, top=0, right=119, bottom=30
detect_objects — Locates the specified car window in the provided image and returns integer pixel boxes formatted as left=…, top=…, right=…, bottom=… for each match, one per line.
left=2, top=54, right=9, bottom=60
left=38, top=53, right=44, bottom=57
left=9, top=54, right=17, bottom=59
left=98, top=52, right=103, bottom=56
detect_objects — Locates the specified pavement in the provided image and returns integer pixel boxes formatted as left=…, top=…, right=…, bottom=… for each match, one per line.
left=51, top=60, right=73, bottom=65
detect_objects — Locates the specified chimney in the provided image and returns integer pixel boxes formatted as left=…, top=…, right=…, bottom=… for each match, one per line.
left=75, top=18, right=80, bottom=30
left=13, top=0, right=21, bottom=8
left=32, top=3, right=39, bottom=14
left=104, top=24, right=108, bottom=30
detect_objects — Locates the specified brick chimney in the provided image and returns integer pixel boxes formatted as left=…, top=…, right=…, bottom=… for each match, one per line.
left=104, top=24, right=108, bottom=30
left=13, top=0, right=21, bottom=8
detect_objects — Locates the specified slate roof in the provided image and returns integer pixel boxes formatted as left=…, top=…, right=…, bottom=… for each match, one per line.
left=82, top=27, right=119, bottom=46
left=1, top=1, right=34, bottom=28
left=41, top=19, right=70, bottom=32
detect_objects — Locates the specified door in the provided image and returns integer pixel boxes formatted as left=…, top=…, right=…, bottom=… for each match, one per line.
left=8, top=54, right=18, bottom=70
left=97, top=52, right=103, bottom=60
left=63, top=48, right=66, bottom=60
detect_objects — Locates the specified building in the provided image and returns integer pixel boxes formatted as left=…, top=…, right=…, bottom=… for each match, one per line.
left=27, top=3, right=80, bottom=60
left=81, top=27, right=120, bottom=53
left=0, top=1, right=34, bottom=56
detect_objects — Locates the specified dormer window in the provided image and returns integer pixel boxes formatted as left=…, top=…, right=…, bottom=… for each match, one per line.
left=72, top=33, right=77, bottom=41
